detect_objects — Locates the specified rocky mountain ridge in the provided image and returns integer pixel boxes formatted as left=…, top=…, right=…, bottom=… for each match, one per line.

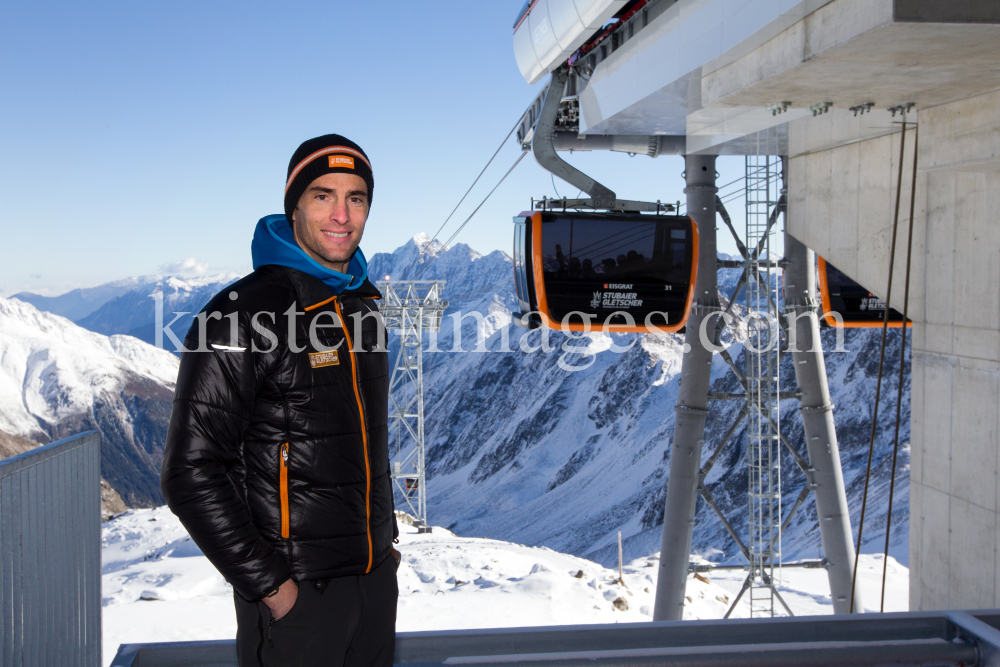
left=9, top=234, right=909, bottom=571
left=371, top=235, right=910, bottom=568
left=0, top=297, right=179, bottom=506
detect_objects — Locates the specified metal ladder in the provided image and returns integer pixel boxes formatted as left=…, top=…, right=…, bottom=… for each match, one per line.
left=744, top=154, right=783, bottom=616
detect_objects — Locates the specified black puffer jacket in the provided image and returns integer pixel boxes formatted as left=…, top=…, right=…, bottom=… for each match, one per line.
left=161, top=265, right=396, bottom=601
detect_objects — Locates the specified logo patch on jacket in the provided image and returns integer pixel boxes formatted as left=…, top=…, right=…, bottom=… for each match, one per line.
left=329, top=155, right=355, bottom=169
left=309, top=350, right=340, bottom=368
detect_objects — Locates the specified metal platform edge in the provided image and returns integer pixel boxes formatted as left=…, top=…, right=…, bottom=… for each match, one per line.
left=110, top=609, right=1000, bottom=667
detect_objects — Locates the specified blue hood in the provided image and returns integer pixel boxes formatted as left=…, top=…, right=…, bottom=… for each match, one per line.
left=251, top=214, right=368, bottom=294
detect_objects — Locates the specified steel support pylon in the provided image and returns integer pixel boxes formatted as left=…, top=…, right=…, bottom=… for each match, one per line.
left=377, top=280, right=448, bottom=533
left=654, top=154, right=860, bottom=620
left=653, top=155, right=719, bottom=621
left=782, top=231, right=864, bottom=614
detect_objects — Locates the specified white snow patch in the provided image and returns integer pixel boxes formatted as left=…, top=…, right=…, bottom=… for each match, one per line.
left=101, top=509, right=909, bottom=666
left=0, top=297, right=179, bottom=439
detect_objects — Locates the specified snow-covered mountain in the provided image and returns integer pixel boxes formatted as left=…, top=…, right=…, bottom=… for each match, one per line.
left=17, top=233, right=909, bottom=569
left=12, top=275, right=168, bottom=322
left=0, top=297, right=179, bottom=506
left=11, top=273, right=243, bottom=356
left=370, top=235, right=910, bottom=568
left=76, top=273, right=242, bottom=352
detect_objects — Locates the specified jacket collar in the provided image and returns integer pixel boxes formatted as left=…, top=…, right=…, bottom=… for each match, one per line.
left=283, top=267, right=382, bottom=312
left=251, top=214, right=369, bottom=294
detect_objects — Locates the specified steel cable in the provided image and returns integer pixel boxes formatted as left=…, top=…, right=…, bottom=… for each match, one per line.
left=676, top=164, right=767, bottom=214
left=401, top=118, right=522, bottom=279
left=881, top=123, right=919, bottom=611
left=850, top=116, right=910, bottom=612
left=414, top=151, right=528, bottom=279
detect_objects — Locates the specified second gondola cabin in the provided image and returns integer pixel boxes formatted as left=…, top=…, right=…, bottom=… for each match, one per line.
left=513, top=210, right=698, bottom=333
left=818, top=257, right=911, bottom=328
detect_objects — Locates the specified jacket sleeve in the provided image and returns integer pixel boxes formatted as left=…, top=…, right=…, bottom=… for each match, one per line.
left=160, top=303, right=290, bottom=601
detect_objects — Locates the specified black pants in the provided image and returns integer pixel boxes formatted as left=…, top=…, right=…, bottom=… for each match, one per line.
left=235, top=554, right=398, bottom=667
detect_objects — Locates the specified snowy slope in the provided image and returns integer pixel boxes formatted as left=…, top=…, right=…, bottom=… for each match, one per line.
left=368, top=236, right=910, bottom=569
left=0, top=296, right=179, bottom=505
left=100, top=509, right=908, bottom=666
left=20, top=233, right=909, bottom=566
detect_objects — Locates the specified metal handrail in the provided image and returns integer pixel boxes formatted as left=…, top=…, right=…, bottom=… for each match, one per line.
left=111, top=609, right=1000, bottom=666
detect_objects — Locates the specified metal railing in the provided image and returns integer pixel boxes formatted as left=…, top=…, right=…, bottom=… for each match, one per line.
left=111, top=609, right=1000, bottom=666
left=0, top=431, right=102, bottom=667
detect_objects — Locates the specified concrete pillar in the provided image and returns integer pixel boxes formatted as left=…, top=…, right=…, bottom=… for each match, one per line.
left=783, top=231, right=864, bottom=614
left=653, top=155, right=719, bottom=621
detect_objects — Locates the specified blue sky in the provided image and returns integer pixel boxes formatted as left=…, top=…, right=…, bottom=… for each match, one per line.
left=0, top=1, right=748, bottom=296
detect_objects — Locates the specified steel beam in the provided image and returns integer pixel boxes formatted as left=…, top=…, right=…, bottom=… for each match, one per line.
left=782, top=231, right=863, bottom=614
left=551, top=132, right=685, bottom=157
left=111, top=609, right=1000, bottom=667
left=531, top=66, right=616, bottom=204
left=653, top=155, right=719, bottom=621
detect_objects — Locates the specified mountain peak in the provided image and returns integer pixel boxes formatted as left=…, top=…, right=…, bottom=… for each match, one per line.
left=0, top=294, right=179, bottom=506
left=158, top=272, right=243, bottom=294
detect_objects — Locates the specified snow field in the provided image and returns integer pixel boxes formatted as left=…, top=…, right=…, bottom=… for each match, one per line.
left=101, top=508, right=908, bottom=666
left=0, top=296, right=179, bottom=439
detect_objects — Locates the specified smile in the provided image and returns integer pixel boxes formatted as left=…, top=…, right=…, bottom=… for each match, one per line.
left=323, top=231, right=350, bottom=238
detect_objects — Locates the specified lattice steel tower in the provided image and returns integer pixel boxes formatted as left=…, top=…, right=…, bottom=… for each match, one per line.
left=376, top=280, right=448, bottom=534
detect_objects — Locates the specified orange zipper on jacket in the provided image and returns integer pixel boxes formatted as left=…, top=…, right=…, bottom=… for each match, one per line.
left=333, top=297, right=374, bottom=573
left=279, top=443, right=290, bottom=539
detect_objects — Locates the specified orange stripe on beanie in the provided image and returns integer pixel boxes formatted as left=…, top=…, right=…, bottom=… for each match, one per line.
left=284, top=134, right=374, bottom=223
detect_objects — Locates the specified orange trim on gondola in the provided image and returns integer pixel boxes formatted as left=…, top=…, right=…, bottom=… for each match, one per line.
left=529, top=211, right=697, bottom=334
left=817, top=257, right=910, bottom=328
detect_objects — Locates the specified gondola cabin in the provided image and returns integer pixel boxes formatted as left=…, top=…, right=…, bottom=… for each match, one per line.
left=817, top=257, right=911, bottom=328
left=513, top=211, right=698, bottom=333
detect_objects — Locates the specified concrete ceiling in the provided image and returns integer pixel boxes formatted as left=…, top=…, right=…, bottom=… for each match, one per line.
left=704, top=20, right=1000, bottom=112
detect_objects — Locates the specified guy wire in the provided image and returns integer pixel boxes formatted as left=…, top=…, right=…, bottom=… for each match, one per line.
left=850, top=116, right=909, bottom=612
left=882, top=122, right=919, bottom=611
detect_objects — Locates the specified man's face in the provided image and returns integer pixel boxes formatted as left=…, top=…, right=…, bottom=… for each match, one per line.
left=291, top=172, right=369, bottom=273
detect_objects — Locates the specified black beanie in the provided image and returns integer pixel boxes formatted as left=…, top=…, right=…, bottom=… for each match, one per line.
left=284, top=134, right=374, bottom=223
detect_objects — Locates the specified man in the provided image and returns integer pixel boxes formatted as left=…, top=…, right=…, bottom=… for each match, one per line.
left=161, top=134, right=398, bottom=667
